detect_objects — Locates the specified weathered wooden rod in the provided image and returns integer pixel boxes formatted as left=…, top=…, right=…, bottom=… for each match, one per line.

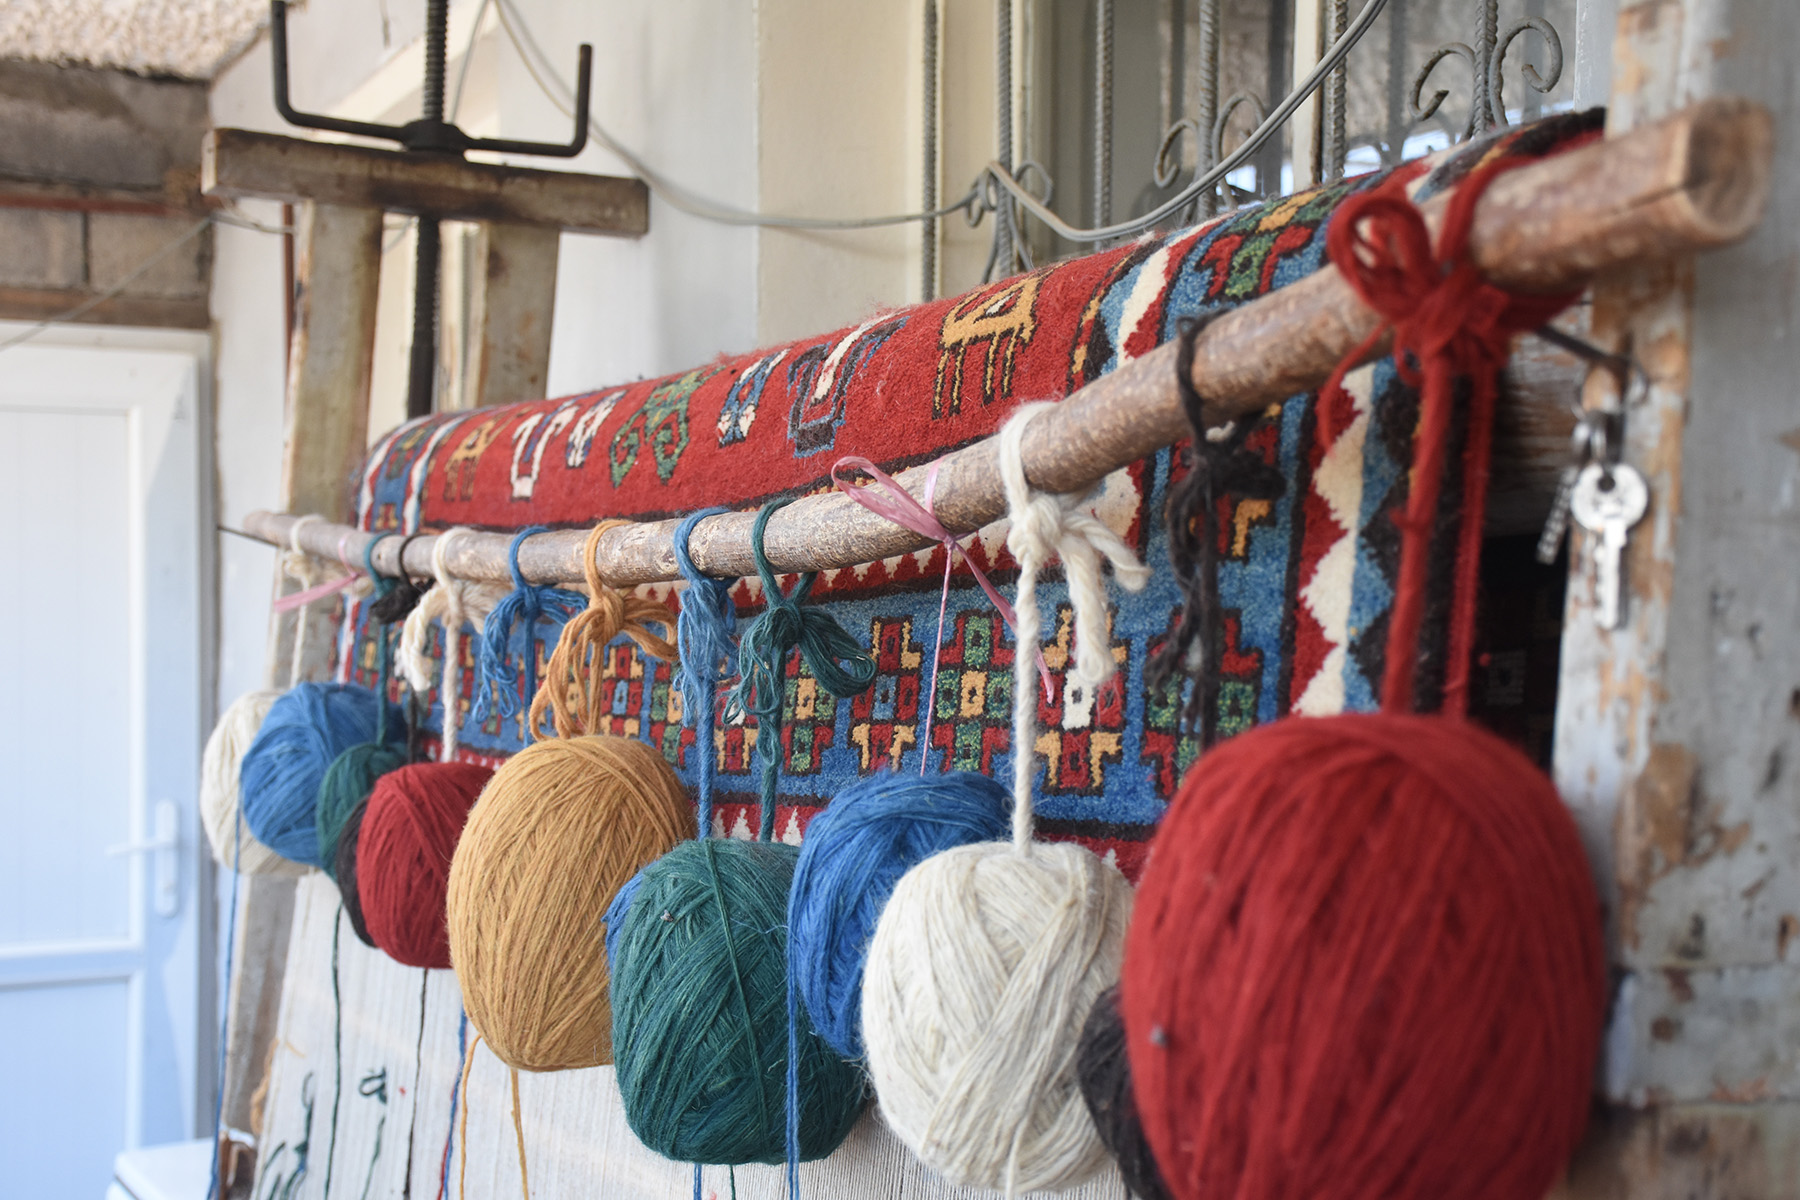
left=243, top=98, right=1770, bottom=589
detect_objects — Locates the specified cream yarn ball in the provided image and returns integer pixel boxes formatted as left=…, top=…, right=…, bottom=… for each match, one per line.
left=201, top=690, right=308, bottom=877
left=861, top=838, right=1133, bottom=1193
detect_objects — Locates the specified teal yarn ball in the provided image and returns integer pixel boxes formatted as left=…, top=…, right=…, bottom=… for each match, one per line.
left=239, top=682, right=404, bottom=869
left=611, top=838, right=866, bottom=1165
left=316, top=742, right=408, bottom=880
left=788, top=771, right=1010, bottom=1059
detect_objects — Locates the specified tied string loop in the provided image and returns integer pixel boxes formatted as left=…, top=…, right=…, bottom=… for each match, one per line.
left=361, top=533, right=399, bottom=745
left=368, top=532, right=436, bottom=624
left=998, top=404, right=1149, bottom=852
left=399, top=530, right=509, bottom=763
left=726, top=499, right=877, bottom=842
left=830, top=455, right=1053, bottom=774
left=674, top=508, right=738, bottom=839
left=1146, top=312, right=1287, bottom=744
left=1322, top=157, right=1581, bottom=715
left=473, top=527, right=586, bottom=728
left=528, top=521, right=678, bottom=742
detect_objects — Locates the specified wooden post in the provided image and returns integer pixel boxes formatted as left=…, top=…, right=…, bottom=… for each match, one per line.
left=1548, top=0, right=1800, bottom=1191
left=225, top=199, right=384, bottom=1143
left=1289, top=0, right=1324, bottom=189
left=465, top=221, right=560, bottom=408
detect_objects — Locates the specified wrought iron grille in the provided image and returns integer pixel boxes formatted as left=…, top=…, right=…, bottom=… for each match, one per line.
left=931, top=0, right=1576, bottom=290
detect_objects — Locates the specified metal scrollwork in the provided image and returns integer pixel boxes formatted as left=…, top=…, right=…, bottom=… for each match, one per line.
left=1412, top=0, right=1566, bottom=139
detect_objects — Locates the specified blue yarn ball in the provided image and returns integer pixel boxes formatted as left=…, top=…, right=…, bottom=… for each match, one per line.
left=788, top=771, right=1010, bottom=1059
left=239, top=682, right=405, bottom=869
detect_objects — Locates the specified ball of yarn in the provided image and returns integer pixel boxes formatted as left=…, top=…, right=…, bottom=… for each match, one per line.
left=861, top=839, right=1133, bottom=1193
left=1122, top=714, right=1606, bottom=1200
left=332, top=797, right=378, bottom=948
left=611, top=838, right=866, bottom=1165
left=1075, top=986, right=1171, bottom=1200
left=445, top=735, right=689, bottom=1071
left=199, top=691, right=305, bottom=877
left=359, top=761, right=493, bottom=969
left=239, top=683, right=405, bottom=869
left=789, top=771, right=1009, bottom=1059
left=315, top=742, right=408, bottom=878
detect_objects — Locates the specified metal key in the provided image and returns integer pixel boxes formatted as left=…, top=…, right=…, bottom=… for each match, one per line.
left=1569, top=463, right=1648, bottom=630
left=1537, top=410, right=1610, bottom=564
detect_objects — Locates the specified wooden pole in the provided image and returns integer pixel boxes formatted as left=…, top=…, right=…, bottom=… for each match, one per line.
left=243, top=98, right=1770, bottom=591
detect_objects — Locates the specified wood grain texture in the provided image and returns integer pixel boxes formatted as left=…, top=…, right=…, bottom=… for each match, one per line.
left=467, top=222, right=560, bottom=409
left=202, top=129, right=650, bottom=236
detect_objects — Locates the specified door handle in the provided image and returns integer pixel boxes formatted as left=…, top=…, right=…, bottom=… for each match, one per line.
left=106, top=800, right=180, bottom=918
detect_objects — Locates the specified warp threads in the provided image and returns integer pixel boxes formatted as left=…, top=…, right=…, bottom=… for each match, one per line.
left=240, top=682, right=404, bottom=869
left=359, top=762, right=493, bottom=970
left=445, top=735, right=689, bottom=1071
left=610, top=838, right=865, bottom=1166
left=860, top=404, right=1140, bottom=1195
left=200, top=690, right=305, bottom=877
left=788, top=770, right=1010, bottom=1060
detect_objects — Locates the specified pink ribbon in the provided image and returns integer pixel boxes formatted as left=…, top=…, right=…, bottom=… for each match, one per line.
left=832, top=455, right=1053, bottom=775
left=272, top=572, right=359, bottom=612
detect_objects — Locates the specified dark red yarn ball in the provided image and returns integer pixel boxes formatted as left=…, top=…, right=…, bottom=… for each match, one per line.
left=358, top=761, right=493, bottom=969
left=1122, top=713, right=1605, bottom=1200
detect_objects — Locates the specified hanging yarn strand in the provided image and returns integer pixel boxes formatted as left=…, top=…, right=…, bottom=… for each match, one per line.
left=399, top=529, right=509, bottom=763
left=527, top=520, right=677, bottom=742
left=1145, top=312, right=1287, bottom=743
left=367, top=531, right=437, bottom=625
left=997, top=402, right=1150, bottom=847
left=472, top=526, right=586, bottom=732
left=1114, top=154, right=1604, bottom=1200
left=673, top=508, right=737, bottom=838
left=728, top=498, right=878, bottom=841
left=859, top=402, right=1140, bottom=1198
left=1317, top=154, right=1582, bottom=713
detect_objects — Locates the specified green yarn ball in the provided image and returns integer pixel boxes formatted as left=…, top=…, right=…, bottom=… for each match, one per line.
left=315, top=742, right=407, bottom=880
left=611, top=838, right=866, bottom=1165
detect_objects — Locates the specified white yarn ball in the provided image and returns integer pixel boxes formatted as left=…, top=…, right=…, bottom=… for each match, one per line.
left=862, top=838, right=1133, bottom=1194
left=200, top=691, right=308, bottom=877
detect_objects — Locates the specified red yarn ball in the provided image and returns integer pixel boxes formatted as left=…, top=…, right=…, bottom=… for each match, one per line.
left=1122, top=714, right=1605, bottom=1200
left=359, top=761, right=493, bottom=969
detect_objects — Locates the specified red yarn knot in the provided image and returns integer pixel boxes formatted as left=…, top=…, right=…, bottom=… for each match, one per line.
left=1322, top=158, right=1580, bottom=715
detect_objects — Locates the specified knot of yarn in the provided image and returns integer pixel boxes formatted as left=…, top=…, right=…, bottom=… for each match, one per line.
left=997, top=405, right=1150, bottom=698
left=674, top=508, right=737, bottom=838
left=529, top=521, right=677, bottom=742
left=1323, top=158, right=1580, bottom=713
left=398, top=529, right=508, bottom=762
left=473, top=526, right=585, bottom=725
left=727, top=498, right=876, bottom=840
left=367, top=532, right=436, bottom=624
left=1146, top=312, right=1287, bottom=742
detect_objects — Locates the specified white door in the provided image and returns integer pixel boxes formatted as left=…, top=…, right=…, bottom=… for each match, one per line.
left=0, top=335, right=207, bottom=1197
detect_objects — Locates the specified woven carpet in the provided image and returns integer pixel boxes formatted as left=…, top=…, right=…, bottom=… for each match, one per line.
left=339, top=110, right=1601, bottom=879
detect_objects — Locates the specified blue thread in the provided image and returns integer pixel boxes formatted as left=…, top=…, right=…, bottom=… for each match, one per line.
left=472, top=527, right=586, bottom=727
left=438, top=1010, right=468, bottom=1199
left=674, top=507, right=737, bottom=840
left=240, top=683, right=405, bottom=868
left=787, top=770, right=1011, bottom=1059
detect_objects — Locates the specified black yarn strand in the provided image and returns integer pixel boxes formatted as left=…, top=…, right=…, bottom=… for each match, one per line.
left=1146, top=311, right=1287, bottom=745
left=367, top=532, right=436, bottom=625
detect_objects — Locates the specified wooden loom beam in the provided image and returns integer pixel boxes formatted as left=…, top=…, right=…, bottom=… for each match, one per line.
left=243, top=98, right=1771, bottom=590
